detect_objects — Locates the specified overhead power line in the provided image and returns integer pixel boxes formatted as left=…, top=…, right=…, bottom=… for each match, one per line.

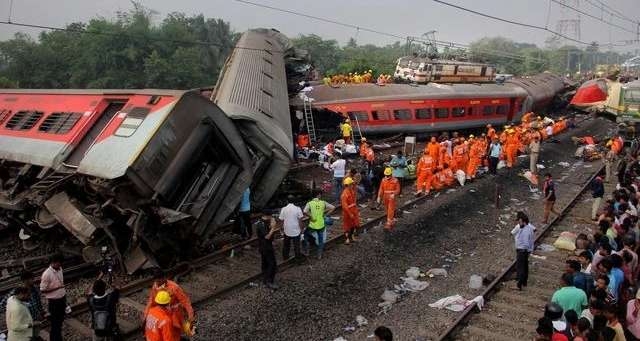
left=233, top=0, right=549, bottom=62
left=585, top=0, right=639, bottom=26
left=431, top=0, right=631, bottom=47
left=550, top=0, right=636, bottom=36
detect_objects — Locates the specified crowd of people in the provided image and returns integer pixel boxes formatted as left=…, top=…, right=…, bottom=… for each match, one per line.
left=322, top=71, right=393, bottom=86
left=513, top=131, right=640, bottom=341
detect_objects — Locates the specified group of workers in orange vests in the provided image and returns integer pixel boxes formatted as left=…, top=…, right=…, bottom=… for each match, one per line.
left=322, top=71, right=393, bottom=86
left=144, top=269, right=195, bottom=341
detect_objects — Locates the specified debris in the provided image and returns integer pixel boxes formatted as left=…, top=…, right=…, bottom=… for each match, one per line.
left=558, top=162, right=570, bottom=167
left=531, top=254, right=547, bottom=260
left=343, top=326, right=356, bottom=332
left=426, top=268, right=448, bottom=277
left=455, top=170, right=466, bottom=186
left=497, top=160, right=506, bottom=169
left=428, top=295, right=469, bottom=312
left=401, top=277, right=430, bottom=291
left=356, top=315, right=368, bottom=327
left=553, top=231, right=578, bottom=251
left=405, top=267, right=421, bottom=279
left=469, top=275, right=483, bottom=289
left=523, top=170, right=538, bottom=185
left=333, top=337, right=348, bottom=341
left=380, top=290, right=399, bottom=304
left=537, top=244, right=556, bottom=252
left=536, top=164, right=546, bottom=169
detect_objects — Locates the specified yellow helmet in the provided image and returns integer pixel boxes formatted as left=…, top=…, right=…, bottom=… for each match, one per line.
left=343, top=177, right=354, bottom=185
left=384, top=167, right=393, bottom=176
left=154, top=290, right=171, bottom=305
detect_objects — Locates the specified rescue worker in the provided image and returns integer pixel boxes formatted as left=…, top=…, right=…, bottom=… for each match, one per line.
left=439, top=143, right=451, bottom=168
left=426, top=136, right=440, bottom=164
left=377, top=168, right=400, bottom=230
left=145, top=290, right=179, bottom=341
left=466, top=135, right=482, bottom=180
left=486, top=124, right=497, bottom=141
left=144, top=269, right=194, bottom=338
left=441, top=163, right=456, bottom=187
left=504, top=128, right=519, bottom=168
left=340, top=177, right=360, bottom=244
left=415, top=149, right=435, bottom=196
left=303, top=191, right=336, bottom=259
left=359, top=137, right=369, bottom=159
left=340, top=119, right=353, bottom=144
left=452, top=139, right=468, bottom=172
left=431, top=167, right=444, bottom=191
left=364, top=141, right=375, bottom=173
left=529, top=135, right=541, bottom=174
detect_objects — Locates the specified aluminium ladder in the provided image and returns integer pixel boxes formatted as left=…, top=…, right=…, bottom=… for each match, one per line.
left=302, top=97, right=317, bottom=143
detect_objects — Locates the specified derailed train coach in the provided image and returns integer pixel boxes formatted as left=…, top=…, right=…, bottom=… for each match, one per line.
left=0, top=28, right=298, bottom=273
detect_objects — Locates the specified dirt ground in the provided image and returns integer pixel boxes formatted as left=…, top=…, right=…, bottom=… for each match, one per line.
left=171, top=116, right=616, bottom=341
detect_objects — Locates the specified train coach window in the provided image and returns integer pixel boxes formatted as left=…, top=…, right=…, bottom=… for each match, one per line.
left=452, top=107, right=465, bottom=117
left=39, top=112, right=82, bottom=134
left=482, top=106, right=494, bottom=116
left=467, top=107, right=474, bottom=116
left=415, top=108, right=432, bottom=119
left=0, top=109, right=11, bottom=124
left=435, top=65, right=444, bottom=72
left=347, top=111, right=369, bottom=121
left=496, top=105, right=508, bottom=115
left=372, top=110, right=391, bottom=120
left=115, top=107, right=150, bottom=137
left=393, top=109, right=412, bottom=120
left=5, top=110, right=43, bottom=130
left=435, top=108, right=449, bottom=119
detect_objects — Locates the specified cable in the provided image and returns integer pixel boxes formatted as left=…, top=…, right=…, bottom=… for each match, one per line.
left=585, top=0, right=639, bottom=25
left=431, top=0, right=630, bottom=47
left=550, top=0, right=636, bottom=36
left=0, top=20, right=285, bottom=53
left=234, top=0, right=549, bottom=62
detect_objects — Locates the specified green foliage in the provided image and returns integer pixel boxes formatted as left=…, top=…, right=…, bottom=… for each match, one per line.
left=0, top=5, right=235, bottom=89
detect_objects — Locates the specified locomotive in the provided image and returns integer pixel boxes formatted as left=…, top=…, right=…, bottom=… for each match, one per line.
left=394, top=55, right=496, bottom=84
left=0, top=28, right=298, bottom=273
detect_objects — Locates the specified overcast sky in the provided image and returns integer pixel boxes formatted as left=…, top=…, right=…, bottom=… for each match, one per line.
left=1, top=0, right=639, bottom=52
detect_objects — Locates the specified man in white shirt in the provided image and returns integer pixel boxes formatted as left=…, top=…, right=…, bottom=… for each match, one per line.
left=40, top=254, right=66, bottom=341
left=331, top=156, right=347, bottom=202
left=279, top=195, right=304, bottom=260
left=6, top=287, right=37, bottom=341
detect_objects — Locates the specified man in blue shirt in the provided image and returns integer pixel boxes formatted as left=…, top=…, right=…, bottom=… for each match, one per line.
left=236, top=188, right=252, bottom=239
left=511, top=211, right=535, bottom=290
left=488, top=137, right=502, bottom=175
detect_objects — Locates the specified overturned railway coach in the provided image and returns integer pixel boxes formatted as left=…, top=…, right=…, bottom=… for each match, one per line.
left=298, top=73, right=565, bottom=135
left=0, top=89, right=253, bottom=272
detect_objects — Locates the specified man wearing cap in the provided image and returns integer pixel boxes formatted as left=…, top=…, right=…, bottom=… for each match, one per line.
left=377, top=168, right=400, bottom=230
left=303, top=191, right=336, bottom=259
left=340, top=177, right=360, bottom=244
left=511, top=211, right=535, bottom=290
left=279, top=195, right=304, bottom=260
left=415, top=149, right=435, bottom=196
left=144, top=269, right=194, bottom=337
left=145, top=290, right=179, bottom=341
left=340, top=119, right=352, bottom=144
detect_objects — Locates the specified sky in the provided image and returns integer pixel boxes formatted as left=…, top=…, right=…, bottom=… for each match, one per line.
left=1, top=0, right=639, bottom=53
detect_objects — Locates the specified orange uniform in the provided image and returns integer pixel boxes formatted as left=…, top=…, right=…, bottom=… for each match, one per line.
left=426, top=141, right=440, bottom=164
left=416, top=154, right=436, bottom=193
left=612, top=137, right=624, bottom=154
left=144, top=280, right=194, bottom=333
left=442, top=167, right=455, bottom=187
left=364, top=147, right=375, bottom=163
left=452, top=144, right=468, bottom=172
left=466, top=141, right=483, bottom=179
left=505, top=133, right=519, bottom=168
left=432, top=170, right=445, bottom=191
left=487, top=127, right=497, bottom=141
left=439, top=144, right=451, bottom=168
left=378, top=177, right=400, bottom=229
left=145, top=306, right=180, bottom=341
left=359, top=143, right=369, bottom=159
left=340, top=186, right=359, bottom=232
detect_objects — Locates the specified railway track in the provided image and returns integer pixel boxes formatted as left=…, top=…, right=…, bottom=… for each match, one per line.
left=436, top=163, right=605, bottom=341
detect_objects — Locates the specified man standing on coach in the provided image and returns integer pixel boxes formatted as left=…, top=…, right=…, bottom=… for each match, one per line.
left=511, top=212, right=535, bottom=291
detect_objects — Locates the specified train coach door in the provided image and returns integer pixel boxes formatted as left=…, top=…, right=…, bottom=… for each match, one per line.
left=64, top=101, right=126, bottom=167
left=507, top=97, right=517, bottom=122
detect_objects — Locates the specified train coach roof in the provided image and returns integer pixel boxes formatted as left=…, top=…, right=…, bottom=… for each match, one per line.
left=297, top=82, right=528, bottom=105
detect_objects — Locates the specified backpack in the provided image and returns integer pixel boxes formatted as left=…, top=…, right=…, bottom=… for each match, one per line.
left=89, top=296, right=111, bottom=333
